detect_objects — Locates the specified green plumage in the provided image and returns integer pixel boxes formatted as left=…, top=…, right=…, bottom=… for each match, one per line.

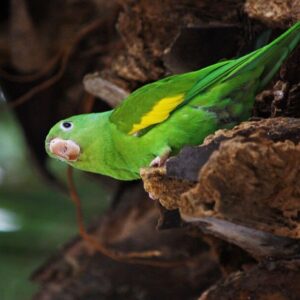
left=46, top=22, right=300, bottom=180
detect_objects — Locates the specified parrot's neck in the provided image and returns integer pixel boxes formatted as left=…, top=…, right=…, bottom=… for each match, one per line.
left=72, top=111, right=144, bottom=180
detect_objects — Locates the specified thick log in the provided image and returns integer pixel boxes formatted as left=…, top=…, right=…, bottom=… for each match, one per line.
left=141, top=118, right=300, bottom=258
left=199, top=259, right=300, bottom=300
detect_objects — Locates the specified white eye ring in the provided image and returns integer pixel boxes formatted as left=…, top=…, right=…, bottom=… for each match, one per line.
left=60, top=121, right=73, bottom=131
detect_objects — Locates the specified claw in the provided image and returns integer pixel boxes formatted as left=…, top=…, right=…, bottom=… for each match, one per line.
left=150, top=156, right=162, bottom=167
left=150, top=148, right=171, bottom=167
left=148, top=193, right=157, bottom=200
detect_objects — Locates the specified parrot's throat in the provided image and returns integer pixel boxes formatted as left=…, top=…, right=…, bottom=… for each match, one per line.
left=49, top=138, right=80, bottom=162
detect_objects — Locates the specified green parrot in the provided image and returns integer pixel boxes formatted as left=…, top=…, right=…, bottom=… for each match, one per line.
left=45, top=22, right=300, bottom=180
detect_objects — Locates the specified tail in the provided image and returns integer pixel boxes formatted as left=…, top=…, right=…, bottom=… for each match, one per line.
left=237, top=21, right=300, bottom=91
left=185, top=22, right=300, bottom=103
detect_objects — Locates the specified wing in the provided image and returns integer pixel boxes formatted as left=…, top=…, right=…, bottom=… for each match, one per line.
left=111, top=22, right=300, bottom=136
left=110, top=60, right=229, bottom=135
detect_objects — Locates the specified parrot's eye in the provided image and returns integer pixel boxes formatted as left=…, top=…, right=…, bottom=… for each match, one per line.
left=60, top=121, right=73, bottom=131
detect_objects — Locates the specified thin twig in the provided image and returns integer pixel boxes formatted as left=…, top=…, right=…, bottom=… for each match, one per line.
left=8, top=19, right=104, bottom=108
left=66, top=166, right=191, bottom=267
left=82, top=93, right=96, bottom=113
left=0, top=51, right=62, bottom=83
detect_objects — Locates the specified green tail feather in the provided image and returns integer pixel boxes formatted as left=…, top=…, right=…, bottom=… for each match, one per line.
left=235, top=21, right=300, bottom=91
left=186, top=21, right=300, bottom=103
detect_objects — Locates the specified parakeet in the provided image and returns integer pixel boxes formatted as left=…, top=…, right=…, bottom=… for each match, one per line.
left=45, top=22, right=300, bottom=180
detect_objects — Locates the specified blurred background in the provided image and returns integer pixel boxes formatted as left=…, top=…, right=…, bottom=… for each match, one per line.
left=0, top=1, right=116, bottom=298
left=0, top=99, right=109, bottom=299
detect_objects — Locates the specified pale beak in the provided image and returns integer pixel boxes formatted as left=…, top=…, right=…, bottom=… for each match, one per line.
left=49, top=138, right=80, bottom=161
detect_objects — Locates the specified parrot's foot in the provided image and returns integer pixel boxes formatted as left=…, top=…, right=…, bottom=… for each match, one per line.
left=150, top=148, right=171, bottom=167
left=150, top=156, right=163, bottom=167
left=148, top=193, right=158, bottom=200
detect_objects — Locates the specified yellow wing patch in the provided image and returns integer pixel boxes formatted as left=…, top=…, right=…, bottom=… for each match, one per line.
left=129, top=94, right=184, bottom=135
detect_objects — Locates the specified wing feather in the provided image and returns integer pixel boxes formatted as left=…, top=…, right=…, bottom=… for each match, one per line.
left=109, top=61, right=229, bottom=135
left=128, top=94, right=184, bottom=134
left=110, top=22, right=300, bottom=135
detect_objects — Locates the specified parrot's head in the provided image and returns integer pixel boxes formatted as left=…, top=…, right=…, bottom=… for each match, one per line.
left=45, top=113, right=100, bottom=166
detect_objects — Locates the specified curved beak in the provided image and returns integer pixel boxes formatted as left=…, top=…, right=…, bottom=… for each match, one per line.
left=48, top=138, right=80, bottom=161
